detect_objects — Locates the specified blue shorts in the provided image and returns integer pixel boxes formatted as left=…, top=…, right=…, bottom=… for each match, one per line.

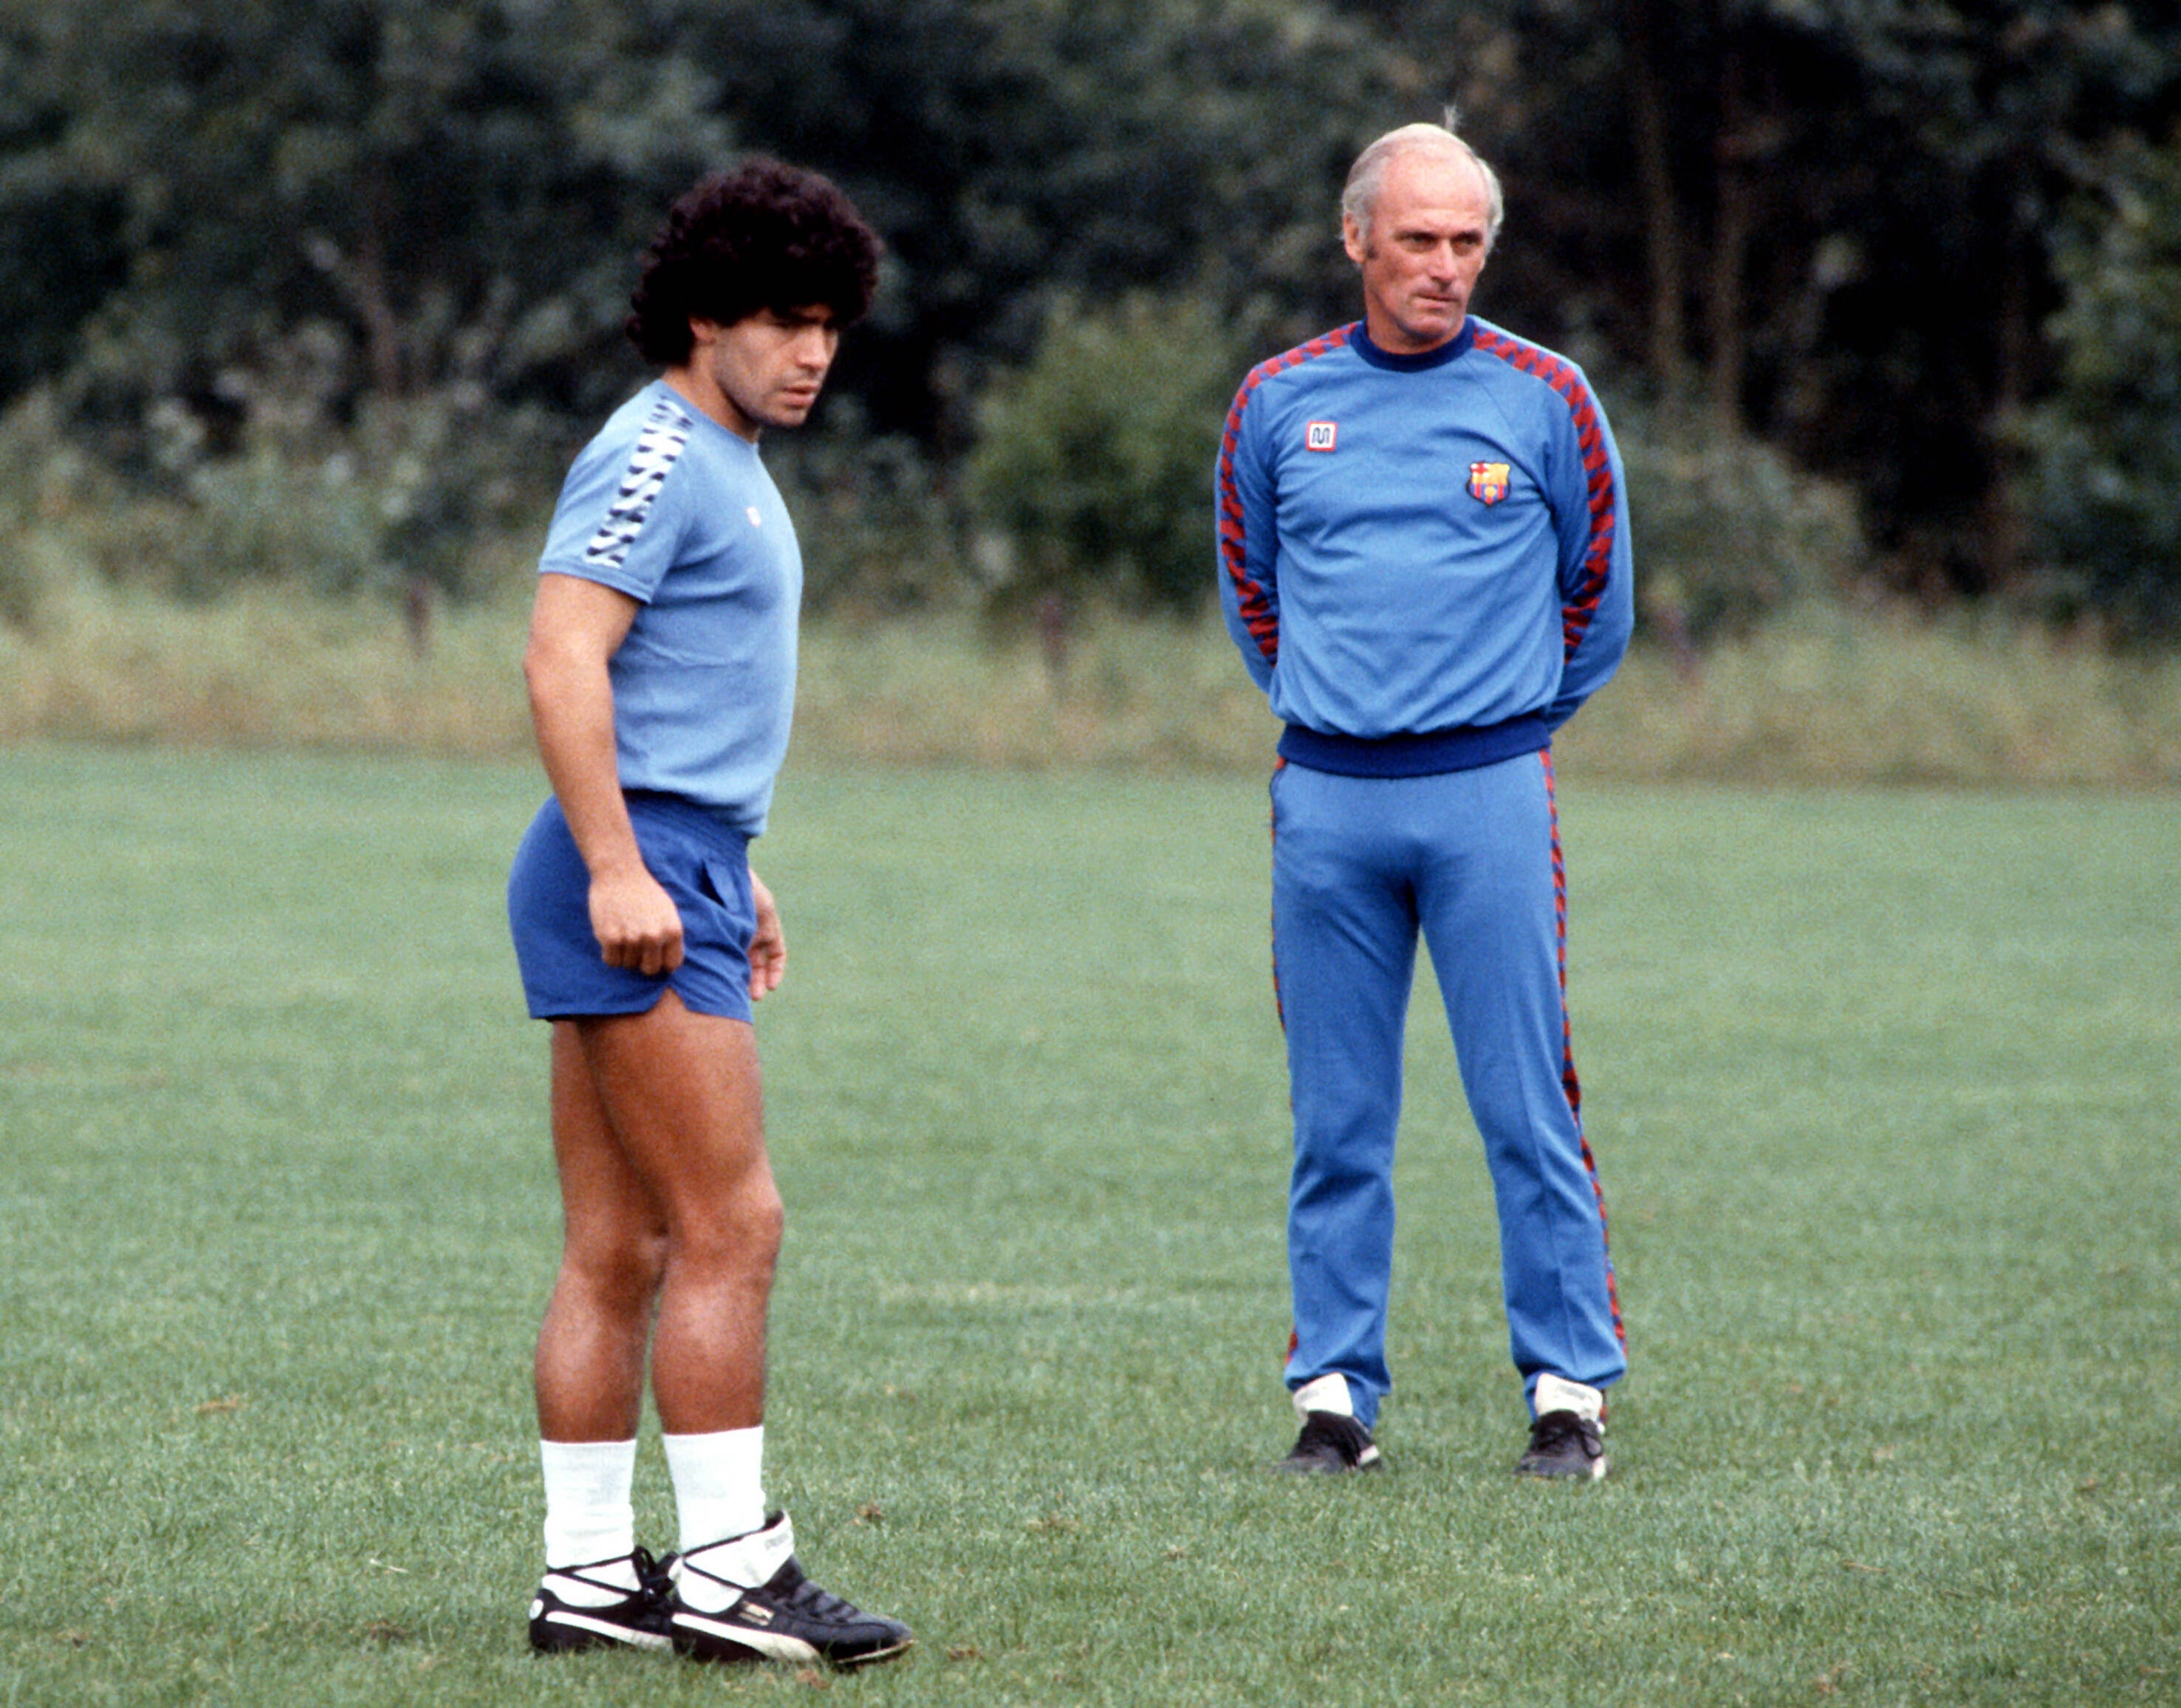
left=507, top=792, right=756, bottom=1022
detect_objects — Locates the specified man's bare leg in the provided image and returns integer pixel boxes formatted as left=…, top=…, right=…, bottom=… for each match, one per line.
left=537, top=992, right=781, bottom=1438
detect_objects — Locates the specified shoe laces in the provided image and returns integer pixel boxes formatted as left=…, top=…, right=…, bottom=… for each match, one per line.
left=554, top=1545, right=673, bottom=1608
left=676, top=1546, right=850, bottom=1618
left=632, top=1547, right=674, bottom=1603
left=764, top=1558, right=866, bottom=1623
left=1296, top=1411, right=1372, bottom=1463
left=1528, top=1409, right=1600, bottom=1457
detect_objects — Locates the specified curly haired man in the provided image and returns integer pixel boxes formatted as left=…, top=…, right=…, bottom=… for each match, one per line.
left=507, top=160, right=909, bottom=1669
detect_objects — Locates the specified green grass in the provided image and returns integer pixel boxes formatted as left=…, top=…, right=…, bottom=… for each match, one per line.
left=1, top=748, right=2177, bottom=1706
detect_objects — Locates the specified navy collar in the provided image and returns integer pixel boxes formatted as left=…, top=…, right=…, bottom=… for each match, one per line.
left=1350, top=320, right=1476, bottom=371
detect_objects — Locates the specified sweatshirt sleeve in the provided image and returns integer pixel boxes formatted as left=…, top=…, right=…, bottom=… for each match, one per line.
left=1216, top=370, right=1280, bottom=693
left=1543, top=374, right=1634, bottom=730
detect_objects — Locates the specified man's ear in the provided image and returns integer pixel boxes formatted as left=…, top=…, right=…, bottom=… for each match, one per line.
left=1341, top=214, right=1368, bottom=268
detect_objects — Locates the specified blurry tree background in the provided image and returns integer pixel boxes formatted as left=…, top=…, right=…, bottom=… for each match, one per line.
left=3, top=0, right=2178, bottom=642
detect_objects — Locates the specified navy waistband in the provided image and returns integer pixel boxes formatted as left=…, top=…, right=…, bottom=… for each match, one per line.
left=1276, top=712, right=1552, bottom=778
left=620, top=789, right=753, bottom=859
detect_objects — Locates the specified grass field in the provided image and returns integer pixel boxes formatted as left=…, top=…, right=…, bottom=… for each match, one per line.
left=1, top=747, right=2176, bottom=1707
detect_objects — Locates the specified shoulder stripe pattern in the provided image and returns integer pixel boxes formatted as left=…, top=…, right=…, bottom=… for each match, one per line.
left=1216, top=326, right=1352, bottom=668
left=582, top=396, right=694, bottom=573
left=1468, top=326, right=1619, bottom=663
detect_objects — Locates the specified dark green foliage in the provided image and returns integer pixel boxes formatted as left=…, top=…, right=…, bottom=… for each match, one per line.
left=15, top=0, right=724, bottom=441
left=767, top=415, right=963, bottom=616
left=1407, top=0, right=2181, bottom=624
left=1615, top=408, right=1867, bottom=649
left=1714, top=0, right=2181, bottom=603
left=681, top=0, right=1394, bottom=446
left=3, top=0, right=2181, bottom=638
left=2013, top=128, right=2181, bottom=645
left=965, top=292, right=1247, bottom=617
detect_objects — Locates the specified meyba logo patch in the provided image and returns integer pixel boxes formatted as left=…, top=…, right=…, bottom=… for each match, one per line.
left=1468, top=461, right=1511, bottom=504
left=1305, top=420, right=1338, bottom=452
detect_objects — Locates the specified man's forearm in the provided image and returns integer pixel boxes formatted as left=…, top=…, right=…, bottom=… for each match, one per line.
left=527, top=648, right=645, bottom=882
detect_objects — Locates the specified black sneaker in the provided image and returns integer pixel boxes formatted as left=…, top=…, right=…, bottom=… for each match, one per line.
left=1515, top=1409, right=1608, bottom=1480
left=528, top=1547, right=674, bottom=1653
left=672, top=1545, right=911, bottom=1670
left=1277, top=1410, right=1383, bottom=1474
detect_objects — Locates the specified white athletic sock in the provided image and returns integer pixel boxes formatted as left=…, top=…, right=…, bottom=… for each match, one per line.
left=539, top=1438, right=640, bottom=1605
left=674, top=1512, right=795, bottom=1612
left=1533, top=1373, right=1605, bottom=1424
left=663, top=1426, right=768, bottom=1558
left=1292, top=1372, right=1355, bottom=1419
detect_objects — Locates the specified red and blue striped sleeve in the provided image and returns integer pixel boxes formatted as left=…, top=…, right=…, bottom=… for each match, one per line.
left=1471, top=327, right=1634, bottom=728
left=1216, top=360, right=1281, bottom=687
left=1217, top=331, right=1353, bottom=692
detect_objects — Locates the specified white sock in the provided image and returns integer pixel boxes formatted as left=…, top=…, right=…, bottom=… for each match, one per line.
left=1292, top=1373, right=1355, bottom=1419
left=1533, top=1373, right=1605, bottom=1424
left=674, top=1512, right=795, bottom=1612
left=539, top=1438, right=639, bottom=1604
left=663, top=1427, right=768, bottom=1557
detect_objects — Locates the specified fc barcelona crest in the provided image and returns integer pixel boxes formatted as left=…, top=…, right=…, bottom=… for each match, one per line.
left=1468, top=461, right=1512, bottom=504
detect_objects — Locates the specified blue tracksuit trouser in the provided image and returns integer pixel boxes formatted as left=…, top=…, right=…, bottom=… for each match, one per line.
left=1270, top=750, right=1625, bottom=1429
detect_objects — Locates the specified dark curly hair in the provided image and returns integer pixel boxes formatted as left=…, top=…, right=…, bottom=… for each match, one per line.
left=625, top=160, right=883, bottom=368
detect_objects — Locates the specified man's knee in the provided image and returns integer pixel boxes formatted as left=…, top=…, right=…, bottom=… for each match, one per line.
left=562, top=1224, right=670, bottom=1312
left=733, top=1181, right=786, bottom=1275
left=674, top=1178, right=784, bottom=1283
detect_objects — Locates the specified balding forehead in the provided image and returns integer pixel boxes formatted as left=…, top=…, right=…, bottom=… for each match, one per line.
left=1381, top=140, right=1483, bottom=194
left=1344, top=129, right=1502, bottom=244
left=1372, top=148, right=1490, bottom=229
left=1386, top=134, right=1472, bottom=171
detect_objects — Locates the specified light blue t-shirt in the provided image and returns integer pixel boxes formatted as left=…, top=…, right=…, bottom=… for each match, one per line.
left=537, top=381, right=801, bottom=835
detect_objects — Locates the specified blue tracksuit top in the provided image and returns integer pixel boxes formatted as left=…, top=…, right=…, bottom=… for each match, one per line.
left=1217, top=318, right=1633, bottom=772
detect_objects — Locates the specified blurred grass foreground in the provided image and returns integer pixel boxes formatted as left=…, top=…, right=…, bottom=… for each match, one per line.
left=3, top=573, right=2178, bottom=787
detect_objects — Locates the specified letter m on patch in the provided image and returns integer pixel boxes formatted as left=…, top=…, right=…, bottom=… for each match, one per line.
left=1305, top=421, right=1338, bottom=452
left=1468, top=461, right=1511, bottom=504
